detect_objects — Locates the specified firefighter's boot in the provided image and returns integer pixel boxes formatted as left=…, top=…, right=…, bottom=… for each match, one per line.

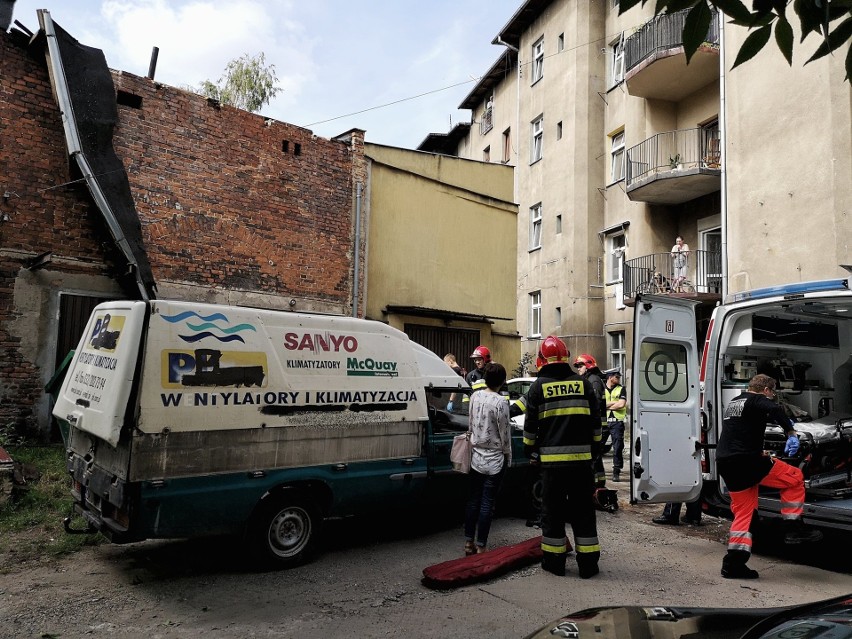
left=541, top=551, right=566, bottom=576
left=577, top=555, right=600, bottom=579
left=784, top=518, right=824, bottom=545
left=721, top=550, right=759, bottom=579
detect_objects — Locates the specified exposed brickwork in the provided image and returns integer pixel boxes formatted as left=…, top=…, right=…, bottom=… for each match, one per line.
left=0, top=31, right=363, bottom=436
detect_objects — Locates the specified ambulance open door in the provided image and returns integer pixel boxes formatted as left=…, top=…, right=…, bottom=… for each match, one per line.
left=630, top=294, right=702, bottom=505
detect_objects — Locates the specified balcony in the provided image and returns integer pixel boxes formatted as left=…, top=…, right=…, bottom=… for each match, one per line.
left=623, top=250, right=722, bottom=307
left=625, top=128, right=721, bottom=205
left=480, top=106, right=493, bottom=135
left=624, top=9, right=720, bottom=101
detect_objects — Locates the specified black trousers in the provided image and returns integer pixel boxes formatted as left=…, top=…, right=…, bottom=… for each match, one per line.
left=540, top=462, right=600, bottom=570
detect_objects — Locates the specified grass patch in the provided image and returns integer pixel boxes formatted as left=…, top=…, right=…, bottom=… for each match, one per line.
left=0, top=444, right=102, bottom=570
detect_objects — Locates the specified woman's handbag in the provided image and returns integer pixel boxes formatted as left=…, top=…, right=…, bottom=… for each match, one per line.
left=450, top=432, right=472, bottom=474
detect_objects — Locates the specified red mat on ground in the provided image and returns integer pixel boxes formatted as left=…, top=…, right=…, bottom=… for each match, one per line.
left=422, top=535, right=568, bottom=589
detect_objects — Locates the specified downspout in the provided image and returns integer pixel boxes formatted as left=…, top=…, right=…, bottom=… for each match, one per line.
left=495, top=36, right=521, bottom=197
left=39, top=10, right=152, bottom=301
left=352, top=181, right=362, bottom=317
left=719, top=13, right=728, bottom=300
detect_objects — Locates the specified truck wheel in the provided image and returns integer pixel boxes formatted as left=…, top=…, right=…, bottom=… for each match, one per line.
left=249, top=493, right=321, bottom=568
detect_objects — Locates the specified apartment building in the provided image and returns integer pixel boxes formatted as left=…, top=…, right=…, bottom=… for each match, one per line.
left=429, top=0, right=851, bottom=376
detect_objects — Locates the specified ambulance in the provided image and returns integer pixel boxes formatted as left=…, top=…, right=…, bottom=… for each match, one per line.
left=631, top=279, right=852, bottom=531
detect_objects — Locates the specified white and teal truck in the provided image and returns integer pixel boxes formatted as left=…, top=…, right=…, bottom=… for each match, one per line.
left=54, top=300, right=531, bottom=566
left=631, top=279, right=852, bottom=532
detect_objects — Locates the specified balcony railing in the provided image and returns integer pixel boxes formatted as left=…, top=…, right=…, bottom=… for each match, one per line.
left=625, top=8, right=719, bottom=74
left=480, top=107, right=493, bottom=135
left=626, top=127, right=720, bottom=187
left=624, top=250, right=722, bottom=299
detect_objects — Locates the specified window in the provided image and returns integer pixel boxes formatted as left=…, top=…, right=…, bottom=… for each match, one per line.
left=502, top=127, right=512, bottom=163
left=556, top=214, right=562, bottom=234
left=483, top=146, right=490, bottom=162
left=610, top=130, right=625, bottom=183
left=555, top=306, right=562, bottom=327
left=532, top=37, right=544, bottom=84
left=608, top=232, right=626, bottom=282
left=481, top=96, right=494, bottom=135
left=609, top=331, right=626, bottom=375
left=610, top=34, right=625, bottom=86
left=529, top=203, right=542, bottom=250
left=557, top=33, right=564, bottom=52
left=530, top=292, right=542, bottom=338
left=531, top=116, right=543, bottom=163
left=556, top=121, right=563, bottom=140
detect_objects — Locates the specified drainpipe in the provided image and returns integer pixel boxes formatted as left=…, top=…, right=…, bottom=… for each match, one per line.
left=719, top=13, right=728, bottom=300
left=495, top=36, right=521, bottom=197
left=352, top=181, right=362, bottom=317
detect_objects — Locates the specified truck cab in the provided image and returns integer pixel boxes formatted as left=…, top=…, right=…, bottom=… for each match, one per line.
left=631, top=279, right=852, bottom=531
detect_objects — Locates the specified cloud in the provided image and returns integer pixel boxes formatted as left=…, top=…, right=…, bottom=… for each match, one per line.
left=95, top=0, right=313, bottom=102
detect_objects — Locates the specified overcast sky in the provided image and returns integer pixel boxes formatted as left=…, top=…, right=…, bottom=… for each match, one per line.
left=11, top=0, right=521, bottom=148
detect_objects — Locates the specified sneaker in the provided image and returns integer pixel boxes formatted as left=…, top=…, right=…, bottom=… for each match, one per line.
left=464, top=540, right=476, bottom=556
left=721, top=564, right=759, bottom=579
left=784, top=528, right=824, bottom=545
left=652, top=515, right=679, bottom=525
left=612, top=472, right=621, bottom=482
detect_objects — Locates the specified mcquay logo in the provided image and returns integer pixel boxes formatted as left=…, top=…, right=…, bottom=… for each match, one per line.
left=347, top=357, right=398, bottom=377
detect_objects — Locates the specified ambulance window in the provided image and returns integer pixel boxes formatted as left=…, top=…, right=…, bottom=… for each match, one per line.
left=636, top=340, right=689, bottom=402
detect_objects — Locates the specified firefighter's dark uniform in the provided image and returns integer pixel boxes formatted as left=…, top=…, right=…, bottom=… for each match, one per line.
left=461, top=367, right=488, bottom=410
left=523, top=363, right=601, bottom=577
left=585, top=369, right=608, bottom=487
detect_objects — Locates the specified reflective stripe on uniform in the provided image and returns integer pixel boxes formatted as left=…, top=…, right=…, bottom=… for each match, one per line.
left=513, top=397, right=527, bottom=412
left=574, top=536, right=600, bottom=554
left=727, top=529, right=752, bottom=552
left=540, top=450, right=593, bottom=462
left=541, top=535, right=568, bottom=554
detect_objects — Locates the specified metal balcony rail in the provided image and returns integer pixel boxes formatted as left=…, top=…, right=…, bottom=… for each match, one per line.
left=480, top=107, right=493, bottom=135
left=625, top=127, right=720, bottom=187
left=624, top=250, right=722, bottom=298
left=625, top=8, right=719, bottom=73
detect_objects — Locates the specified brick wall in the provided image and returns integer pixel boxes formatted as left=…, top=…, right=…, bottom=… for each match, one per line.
left=0, top=31, right=362, bottom=436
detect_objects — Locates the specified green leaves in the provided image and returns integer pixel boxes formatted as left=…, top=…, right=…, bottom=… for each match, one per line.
left=617, top=0, right=850, bottom=81
left=732, top=23, right=772, bottom=68
left=683, top=2, right=714, bottom=62
left=198, top=53, right=282, bottom=113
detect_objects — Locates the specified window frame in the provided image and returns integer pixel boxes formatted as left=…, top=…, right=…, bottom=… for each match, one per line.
left=610, top=130, right=625, bottom=184
left=532, top=37, right=544, bottom=84
left=607, top=232, right=626, bottom=284
left=530, top=291, right=542, bottom=338
left=531, top=116, right=543, bottom=164
left=609, top=331, right=626, bottom=375
left=529, top=203, right=543, bottom=251
left=610, top=34, right=625, bottom=87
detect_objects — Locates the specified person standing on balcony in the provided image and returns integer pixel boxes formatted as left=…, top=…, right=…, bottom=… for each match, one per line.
left=671, top=236, right=689, bottom=292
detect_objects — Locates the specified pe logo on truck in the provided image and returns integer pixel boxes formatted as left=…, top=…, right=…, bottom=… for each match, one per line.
left=162, top=349, right=268, bottom=388
left=89, top=313, right=125, bottom=352
left=160, top=310, right=257, bottom=344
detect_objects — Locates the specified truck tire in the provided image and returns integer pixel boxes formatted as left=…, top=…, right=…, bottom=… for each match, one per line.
left=248, top=492, right=321, bottom=569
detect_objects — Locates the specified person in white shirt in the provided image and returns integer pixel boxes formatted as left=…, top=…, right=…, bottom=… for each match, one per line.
left=671, top=236, right=690, bottom=291
left=463, top=362, right=511, bottom=555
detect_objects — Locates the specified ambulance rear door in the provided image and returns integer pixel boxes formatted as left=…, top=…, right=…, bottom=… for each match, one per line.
left=631, top=294, right=702, bottom=504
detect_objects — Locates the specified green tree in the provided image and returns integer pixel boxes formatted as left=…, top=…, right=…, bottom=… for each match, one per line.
left=618, top=0, right=852, bottom=81
left=198, top=52, right=282, bottom=113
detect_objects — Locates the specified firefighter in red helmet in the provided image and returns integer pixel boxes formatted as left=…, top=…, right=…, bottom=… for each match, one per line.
left=461, top=345, right=492, bottom=409
left=523, top=336, right=601, bottom=578
left=574, top=354, right=608, bottom=487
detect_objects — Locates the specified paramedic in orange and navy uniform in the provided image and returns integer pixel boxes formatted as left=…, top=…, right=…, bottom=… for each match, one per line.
left=523, top=335, right=601, bottom=578
left=717, top=373, right=823, bottom=580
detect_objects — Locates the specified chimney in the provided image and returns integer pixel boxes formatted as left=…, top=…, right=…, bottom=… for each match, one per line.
left=0, top=0, right=16, bottom=31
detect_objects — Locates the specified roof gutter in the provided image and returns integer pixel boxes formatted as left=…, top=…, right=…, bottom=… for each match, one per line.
left=38, top=9, right=153, bottom=301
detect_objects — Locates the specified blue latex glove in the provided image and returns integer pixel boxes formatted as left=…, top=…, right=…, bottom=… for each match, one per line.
left=447, top=401, right=454, bottom=413
left=784, top=435, right=800, bottom=456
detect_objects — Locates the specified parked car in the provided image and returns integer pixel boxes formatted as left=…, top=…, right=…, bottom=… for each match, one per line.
left=524, top=593, right=852, bottom=639
left=506, top=377, right=536, bottom=429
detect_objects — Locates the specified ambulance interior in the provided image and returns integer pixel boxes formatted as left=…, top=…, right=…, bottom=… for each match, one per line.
left=718, top=296, right=852, bottom=486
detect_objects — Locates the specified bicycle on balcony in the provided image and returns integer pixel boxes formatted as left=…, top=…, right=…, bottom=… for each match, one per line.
left=636, top=270, right=695, bottom=295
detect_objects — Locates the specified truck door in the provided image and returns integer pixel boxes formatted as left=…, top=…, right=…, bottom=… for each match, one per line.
left=631, top=294, right=702, bottom=504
